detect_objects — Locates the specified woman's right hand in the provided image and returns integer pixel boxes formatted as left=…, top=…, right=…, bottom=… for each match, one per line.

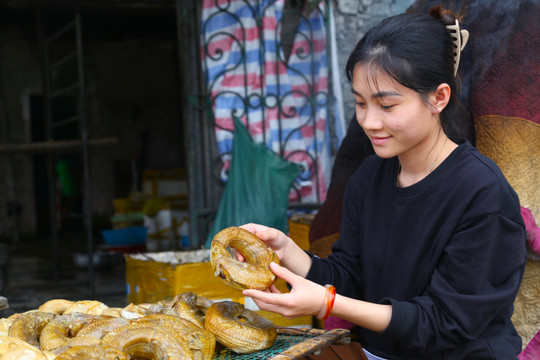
left=239, top=223, right=312, bottom=277
left=239, top=223, right=291, bottom=258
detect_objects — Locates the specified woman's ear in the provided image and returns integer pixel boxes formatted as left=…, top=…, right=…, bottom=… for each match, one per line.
left=429, top=83, right=451, bottom=114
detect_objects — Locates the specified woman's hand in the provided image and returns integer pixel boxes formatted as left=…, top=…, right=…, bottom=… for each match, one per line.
left=244, top=262, right=393, bottom=332
left=242, top=262, right=327, bottom=318
left=239, top=223, right=291, bottom=259
left=239, top=223, right=312, bottom=277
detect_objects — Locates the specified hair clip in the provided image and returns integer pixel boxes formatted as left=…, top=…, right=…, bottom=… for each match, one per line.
left=445, top=19, right=469, bottom=77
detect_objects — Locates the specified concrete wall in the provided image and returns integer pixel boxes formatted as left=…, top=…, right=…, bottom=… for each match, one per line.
left=333, top=0, right=415, bottom=123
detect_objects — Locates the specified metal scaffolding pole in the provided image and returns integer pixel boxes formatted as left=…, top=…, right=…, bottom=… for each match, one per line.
left=39, top=10, right=95, bottom=295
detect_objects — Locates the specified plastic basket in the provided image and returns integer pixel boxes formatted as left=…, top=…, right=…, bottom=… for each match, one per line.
left=101, top=226, right=147, bottom=246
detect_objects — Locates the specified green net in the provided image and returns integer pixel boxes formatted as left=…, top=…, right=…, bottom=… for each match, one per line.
left=212, top=332, right=315, bottom=359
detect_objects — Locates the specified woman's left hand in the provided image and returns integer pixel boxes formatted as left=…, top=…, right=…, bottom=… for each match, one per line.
left=242, top=261, right=327, bottom=318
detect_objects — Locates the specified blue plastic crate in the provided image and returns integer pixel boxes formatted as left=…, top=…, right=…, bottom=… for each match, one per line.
left=101, top=226, right=147, bottom=245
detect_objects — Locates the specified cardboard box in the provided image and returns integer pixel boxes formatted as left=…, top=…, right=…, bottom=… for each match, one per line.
left=142, top=169, right=188, bottom=200
left=288, top=213, right=316, bottom=251
left=125, top=250, right=313, bottom=328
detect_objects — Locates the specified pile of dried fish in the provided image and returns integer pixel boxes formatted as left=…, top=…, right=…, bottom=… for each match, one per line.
left=0, top=292, right=277, bottom=359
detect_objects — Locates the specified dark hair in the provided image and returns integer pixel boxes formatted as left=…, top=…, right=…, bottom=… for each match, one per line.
left=345, top=6, right=467, bottom=138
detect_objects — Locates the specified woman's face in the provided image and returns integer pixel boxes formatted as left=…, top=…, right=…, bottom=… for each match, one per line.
left=352, top=64, right=441, bottom=160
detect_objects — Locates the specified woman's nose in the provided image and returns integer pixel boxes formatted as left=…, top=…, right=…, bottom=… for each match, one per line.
left=358, top=108, right=383, bottom=130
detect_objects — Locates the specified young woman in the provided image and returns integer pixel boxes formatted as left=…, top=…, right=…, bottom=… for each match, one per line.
left=240, top=6, right=527, bottom=360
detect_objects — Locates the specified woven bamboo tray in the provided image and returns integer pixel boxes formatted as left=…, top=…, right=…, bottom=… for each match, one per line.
left=212, top=327, right=351, bottom=360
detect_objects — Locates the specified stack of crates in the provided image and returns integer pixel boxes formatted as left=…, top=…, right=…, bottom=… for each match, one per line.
left=141, top=169, right=189, bottom=250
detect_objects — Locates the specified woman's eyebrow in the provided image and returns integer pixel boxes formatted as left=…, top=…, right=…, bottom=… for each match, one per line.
left=351, top=88, right=363, bottom=97
left=372, top=91, right=402, bottom=99
left=351, top=88, right=402, bottom=99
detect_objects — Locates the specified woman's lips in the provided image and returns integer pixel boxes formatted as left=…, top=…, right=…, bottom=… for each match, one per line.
left=370, top=135, right=392, bottom=146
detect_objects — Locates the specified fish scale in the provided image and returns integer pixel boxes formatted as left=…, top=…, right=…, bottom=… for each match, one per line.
left=75, top=317, right=130, bottom=339
left=102, top=324, right=189, bottom=359
left=54, top=344, right=129, bottom=360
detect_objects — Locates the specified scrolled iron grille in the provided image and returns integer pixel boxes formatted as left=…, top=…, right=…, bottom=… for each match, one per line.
left=201, top=0, right=331, bottom=204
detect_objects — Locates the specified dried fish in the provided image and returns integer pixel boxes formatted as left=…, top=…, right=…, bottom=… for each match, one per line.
left=63, top=301, right=108, bottom=316
left=76, top=317, right=130, bottom=339
left=136, top=313, right=216, bottom=360
left=172, top=292, right=214, bottom=328
left=8, top=311, right=56, bottom=347
left=38, top=300, right=74, bottom=315
left=54, top=344, right=129, bottom=360
left=39, top=313, right=97, bottom=351
left=211, top=227, right=279, bottom=291
left=101, top=324, right=189, bottom=359
left=205, top=301, right=277, bottom=354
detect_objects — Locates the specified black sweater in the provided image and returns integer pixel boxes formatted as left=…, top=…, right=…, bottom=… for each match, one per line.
left=306, top=140, right=526, bottom=359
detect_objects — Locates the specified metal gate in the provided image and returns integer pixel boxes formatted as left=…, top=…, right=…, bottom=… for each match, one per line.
left=176, top=0, right=339, bottom=246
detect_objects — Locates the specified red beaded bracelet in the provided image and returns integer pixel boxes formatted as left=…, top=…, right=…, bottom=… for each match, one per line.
left=316, top=284, right=336, bottom=320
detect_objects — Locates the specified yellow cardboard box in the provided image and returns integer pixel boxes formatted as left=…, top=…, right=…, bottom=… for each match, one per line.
left=288, top=213, right=316, bottom=251
left=125, top=250, right=312, bottom=328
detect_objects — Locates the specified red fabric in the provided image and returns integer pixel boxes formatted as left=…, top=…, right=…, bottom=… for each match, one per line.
left=519, top=328, right=540, bottom=360
left=469, top=1, right=540, bottom=125
left=521, top=207, right=540, bottom=256
left=324, top=316, right=355, bottom=330
left=406, top=1, right=540, bottom=126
